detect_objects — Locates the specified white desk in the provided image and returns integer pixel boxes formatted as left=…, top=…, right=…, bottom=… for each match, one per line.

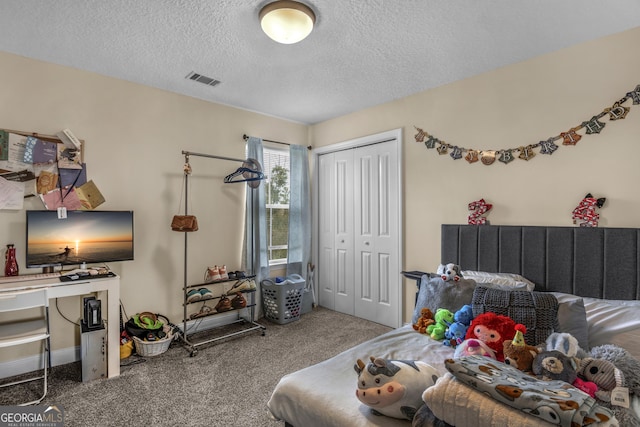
left=0, top=274, right=120, bottom=378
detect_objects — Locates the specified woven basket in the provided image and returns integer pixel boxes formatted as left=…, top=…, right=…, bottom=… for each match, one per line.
left=132, top=332, right=173, bottom=357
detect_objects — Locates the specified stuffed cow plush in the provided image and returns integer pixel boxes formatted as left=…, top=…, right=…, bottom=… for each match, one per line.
left=355, top=357, right=440, bottom=420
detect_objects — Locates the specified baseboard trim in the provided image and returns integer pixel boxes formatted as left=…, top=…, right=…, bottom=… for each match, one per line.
left=1, top=312, right=258, bottom=379
left=1, top=346, right=79, bottom=379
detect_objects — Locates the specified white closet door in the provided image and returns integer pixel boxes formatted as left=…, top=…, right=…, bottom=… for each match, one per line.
left=315, top=130, right=401, bottom=328
left=354, top=140, right=399, bottom=326
left=332, top=149, right=355, bottom=314
left=317, top=152, right=336, bottom=310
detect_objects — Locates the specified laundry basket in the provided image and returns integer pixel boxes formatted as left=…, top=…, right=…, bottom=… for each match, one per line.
left=261, top=276, right=305, bottom=324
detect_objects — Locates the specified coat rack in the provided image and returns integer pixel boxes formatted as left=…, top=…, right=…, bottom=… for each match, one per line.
left=178, top=150, right=266, bottom=356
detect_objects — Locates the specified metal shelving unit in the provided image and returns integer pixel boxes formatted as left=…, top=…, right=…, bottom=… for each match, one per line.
left=176, top=150, right=266, bottom=357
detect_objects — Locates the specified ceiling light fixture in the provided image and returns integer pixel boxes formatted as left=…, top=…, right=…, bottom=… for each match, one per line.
left=259, top=1, right=315, bottom=44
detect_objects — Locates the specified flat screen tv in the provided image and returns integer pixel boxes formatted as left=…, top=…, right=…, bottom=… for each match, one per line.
left=26, top=210, right=134, bottom=270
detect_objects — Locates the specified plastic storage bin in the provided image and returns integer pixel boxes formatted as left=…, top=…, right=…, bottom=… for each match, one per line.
left=261, top=274, right=306, bottom=324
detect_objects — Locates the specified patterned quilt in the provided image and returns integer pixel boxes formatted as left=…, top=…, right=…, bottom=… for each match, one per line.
left=444, top=356, right=616, bottom=426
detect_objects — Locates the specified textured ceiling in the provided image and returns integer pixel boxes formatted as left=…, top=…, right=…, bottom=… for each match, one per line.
left=0, top=1, right=639, bottom=124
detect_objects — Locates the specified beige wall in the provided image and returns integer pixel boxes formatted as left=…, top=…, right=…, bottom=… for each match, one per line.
left=0, top=51, right=307, bottom=357
left=1, top=25, right=639, bottom=363
left=310, top=26, right=640, bottom=323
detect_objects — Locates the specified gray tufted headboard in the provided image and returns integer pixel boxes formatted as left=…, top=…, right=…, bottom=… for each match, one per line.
left=441, top=224, right=640, bottom=300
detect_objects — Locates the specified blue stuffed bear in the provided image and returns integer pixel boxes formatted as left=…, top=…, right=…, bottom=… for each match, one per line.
left=454, top=304, right=474, bottom=326
left=443, top=322, right=468, bottom=348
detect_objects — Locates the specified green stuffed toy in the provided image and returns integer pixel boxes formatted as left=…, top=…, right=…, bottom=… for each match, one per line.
left=426, top=308, right=453, bottom=340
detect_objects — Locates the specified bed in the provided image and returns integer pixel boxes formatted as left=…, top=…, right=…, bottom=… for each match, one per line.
left=267, top=224, right=640, bottom=427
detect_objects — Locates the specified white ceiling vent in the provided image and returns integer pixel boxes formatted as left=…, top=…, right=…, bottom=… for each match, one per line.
left=185, top=71, right=221, bottom=87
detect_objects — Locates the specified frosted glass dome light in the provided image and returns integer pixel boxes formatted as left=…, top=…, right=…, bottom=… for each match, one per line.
left=260, top=1, right=316, bottom=44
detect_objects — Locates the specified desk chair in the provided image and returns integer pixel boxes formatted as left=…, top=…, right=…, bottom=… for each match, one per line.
left=0, top=289, right=50, bottom=405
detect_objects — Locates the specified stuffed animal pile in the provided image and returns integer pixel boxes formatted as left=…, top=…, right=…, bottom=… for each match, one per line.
left=405, top=263, right=640, bottom=425
left=412, top=264, right=474, bottom=345
left=443, top=305, right=473, bottom=348
left=535, top=333, right=640, bottom=426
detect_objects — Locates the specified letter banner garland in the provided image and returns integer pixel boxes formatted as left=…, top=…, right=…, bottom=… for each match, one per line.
left=414, top=84, right=640, bottom=165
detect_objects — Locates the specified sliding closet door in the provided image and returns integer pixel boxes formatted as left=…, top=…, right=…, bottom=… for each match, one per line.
left=354, top=140, right=399, bottom=326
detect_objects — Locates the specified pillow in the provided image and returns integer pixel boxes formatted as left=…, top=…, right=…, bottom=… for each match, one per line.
left=471, top=286, right=558, bottom=346
left=583, top=297, right=640, bottom=360
left=550, top=292, right=590, bottom=351
left=461, top=270, right=536, bottom=291
left=411, top=275, right=476, bottom=325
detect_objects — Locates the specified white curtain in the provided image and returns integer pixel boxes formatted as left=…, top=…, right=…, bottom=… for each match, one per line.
left=242, top=137, right=269, bottom=286
left=286, top=144, right=311, bottom=280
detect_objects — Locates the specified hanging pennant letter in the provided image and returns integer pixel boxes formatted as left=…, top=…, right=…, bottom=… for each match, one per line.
left=414, top=127, right=427, bottom=142
left=604, top=102, right=629, bottom=120
left=498, top=150, right=515, bottom=164
left=627, top=85, right=640, bottom=105
left=465, top=150, right=479, bottom=164
left=480, top=151, right=496, bottom=166
left=518, top=145, right=536, bottom=161
left=560, top=128, right=582, bottom=145
left=539, top=138, right=558, bottom=155
left=425, top=136, right=439, bottom=149
left=581, top=116, right=606, bottom=134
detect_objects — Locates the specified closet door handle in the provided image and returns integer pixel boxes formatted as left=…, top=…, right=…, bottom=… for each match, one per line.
left=340, top=239, right=345, bottom=243
left=365, top=242, right=370, bottom=246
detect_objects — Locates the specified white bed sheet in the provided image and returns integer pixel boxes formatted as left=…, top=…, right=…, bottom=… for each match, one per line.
left=267, top=324, right=454, bottom=427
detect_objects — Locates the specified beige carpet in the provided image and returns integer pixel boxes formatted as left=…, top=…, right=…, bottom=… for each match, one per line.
left=1, top=307, right=392, bottom=426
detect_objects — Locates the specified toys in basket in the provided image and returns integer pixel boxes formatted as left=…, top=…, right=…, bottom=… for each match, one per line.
left=125, top=312, right=177, bottom=357
left=133, top=330, right=174, bottom=357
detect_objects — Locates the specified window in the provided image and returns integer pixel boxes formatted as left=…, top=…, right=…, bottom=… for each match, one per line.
left=263, top=146, right=290, bottom=265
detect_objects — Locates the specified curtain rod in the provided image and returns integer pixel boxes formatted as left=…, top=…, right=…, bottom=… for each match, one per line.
left=243, top=134, right=311, bottom=150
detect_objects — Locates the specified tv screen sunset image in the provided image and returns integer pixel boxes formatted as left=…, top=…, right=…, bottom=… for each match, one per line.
left=26, top=210, right=134, bottom=267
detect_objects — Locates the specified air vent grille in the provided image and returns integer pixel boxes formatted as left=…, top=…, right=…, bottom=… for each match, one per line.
left=185, top=71, right=221, bottom=87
